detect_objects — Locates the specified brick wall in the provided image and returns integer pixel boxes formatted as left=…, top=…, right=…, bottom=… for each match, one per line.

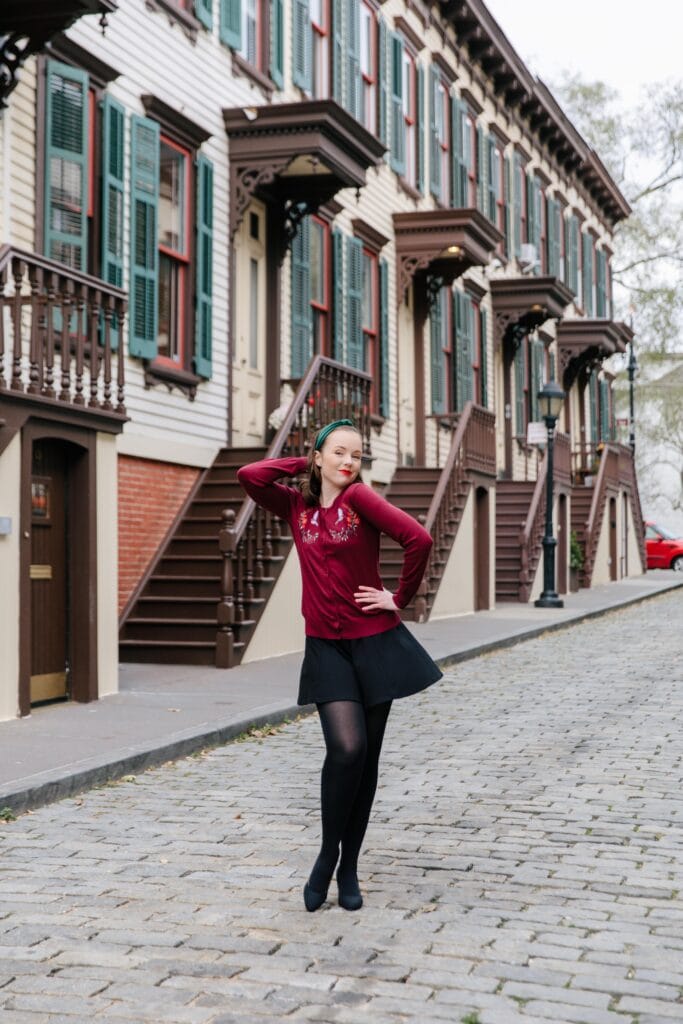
left=118, top=456, right=200, bottom=614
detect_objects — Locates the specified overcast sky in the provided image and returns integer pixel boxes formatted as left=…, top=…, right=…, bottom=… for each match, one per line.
left=483, top=0, right=683, bottom=107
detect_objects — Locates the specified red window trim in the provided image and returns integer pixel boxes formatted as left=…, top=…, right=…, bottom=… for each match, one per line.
left=310, top=215, right=330, bottom=356
left=362, top=248, right=380, bottom=410
left=155, top=134, right=191, bottom=370
left=360, top=1, right=376, bottom=86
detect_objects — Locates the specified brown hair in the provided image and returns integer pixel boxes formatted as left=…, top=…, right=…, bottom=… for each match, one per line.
left=299, top=426, right=363, bottom=507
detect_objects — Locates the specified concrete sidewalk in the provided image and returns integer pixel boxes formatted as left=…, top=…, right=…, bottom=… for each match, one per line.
left=1, top=571, right=681, bottom=815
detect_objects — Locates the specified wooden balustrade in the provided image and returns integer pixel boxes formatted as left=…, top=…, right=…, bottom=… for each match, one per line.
left=424, top=411, right=460, bottom=466
left=0, top=245, right=127, bottom=414
left=517, top=431, right=571, bottom=600
left=216, top=356, right=372, bottom=667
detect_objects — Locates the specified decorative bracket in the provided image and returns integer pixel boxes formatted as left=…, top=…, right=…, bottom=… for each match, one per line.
left=0, top=33, right=30, bottom=110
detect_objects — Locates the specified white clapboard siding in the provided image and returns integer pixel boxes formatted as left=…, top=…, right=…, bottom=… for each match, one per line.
left=5, top=56, right=38, bottom=251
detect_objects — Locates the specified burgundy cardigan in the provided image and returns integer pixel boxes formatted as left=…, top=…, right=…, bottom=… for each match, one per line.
left=236, top=456, right=433, bottom=639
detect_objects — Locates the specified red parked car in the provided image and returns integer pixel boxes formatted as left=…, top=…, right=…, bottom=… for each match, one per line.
left=645, top=520, right=683, bottom=571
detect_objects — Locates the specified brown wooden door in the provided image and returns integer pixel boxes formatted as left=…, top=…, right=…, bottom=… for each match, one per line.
left=609, top=496, right=618, bottom=582
left=30, top=440, right=69, bottom=703
left=474, top=486, right=490, bottom=611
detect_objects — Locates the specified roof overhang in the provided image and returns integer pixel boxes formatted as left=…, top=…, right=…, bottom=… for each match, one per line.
left=393, top=208, right=502, bottom=301
left=490, top=276, right=574, bottom=347
left=223, top=100, right=385, bottom=242
left=556, top=318, right=630, bottom=387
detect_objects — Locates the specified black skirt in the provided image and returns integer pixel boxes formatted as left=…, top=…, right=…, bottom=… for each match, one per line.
left=297, top=622, right=443, bottom=708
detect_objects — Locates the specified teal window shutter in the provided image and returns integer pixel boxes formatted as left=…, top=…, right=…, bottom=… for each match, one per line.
left=101, top=94, right=125, bottom=350
left=553, top=200, right=562, bottom=278
left=270, top=0, right=284, bottom=88
left=416, top=63, right=425, bottom=194
left=513, top=154, right=523, bottom=257
left=196, top=0, right=213, bottom=29
left=454, top=290, right=473, bottom=410
left=332, top=228, right=344, bottom=362
left=476, top=124, right=486, bottom=214
left=129, top=115, right=159, bottom=360
left=546, top=197, right=556, bottom=276
left=378, top=17, right=388, bottom=147
left=568, top=215, right=579, bottom=295
left=596, top=249, right=607, bottom=316
left=589, top=370, right=598, bottom=444
left=194, top=155, right=214, bottom=379
left=429, top=65, right=440, bottom=199
left=514, top=340, right=526, bottom=436
left=379, top=258, right=390, bottom=417
left=219, top=0, right=241, bottom=49
left=487, top=135, right=497, bottom=222
left=430, top=289, right=445, bottom=415
left=390, top=33, right=404, bottom=176
left=534, top=179, right=542, bottom=261
left=292, top=0, right=311, bottom=91
left=530, top=339, right=543, bottom=421
left=291, top=213, right=311, bottom=377
left=582, top=232, right=594, bottom=314
left=346, top=236, right=364, bottom=370
left=599, top=377, right=610, bottom=441
left=503, top=154, right=511, bottom=257
left=479, top=307, right=488, bottom=407
left=332, top=0, right=343, bottom=103
left=347, top=0, right=361, bottom=119
left=44, top=60, right=89, bottom=271
left=452, top=96, right=467, bottom=207
left=526, top=172, right=535, bottom=247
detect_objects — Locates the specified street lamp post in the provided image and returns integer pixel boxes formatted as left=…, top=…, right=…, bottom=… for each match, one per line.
left=627, top=338, right=638, bottom=455
left=535, top=379, right=566, bottom=609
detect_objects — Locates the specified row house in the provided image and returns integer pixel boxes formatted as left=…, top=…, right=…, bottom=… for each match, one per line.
left=0, top=0, right=646, bottom=720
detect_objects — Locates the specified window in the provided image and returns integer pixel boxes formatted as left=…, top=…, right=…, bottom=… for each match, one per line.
left=309, top=216, right=330, bottom=353
left=493, top=140, right=505, bottom=241
left=513, top=153, right=527, bottom=257
left=360, top=2, right=376, bottom=133
left=241, top=0, right=261, bottom=67
left=220, top=0, right=284, bottom=87
left=249, top=257, right=259, bottom=369
left=538, top=185, right=547, bottom=274
left=582, top=232, right=595, bottom=315
left=361, top=248, right=380, bottom=409
left=311, top=0, right=330, bottom=98
left=435, top=78, right=449, bottom=203
left=402, top=48, right=417, bottom=187
left=157, top=138, right=190, bottom=366
left=291, top=214, right=332, bottom=377
left=465, top=111, right=476, bottom=206
left=430, top=286, right=450, bottom=415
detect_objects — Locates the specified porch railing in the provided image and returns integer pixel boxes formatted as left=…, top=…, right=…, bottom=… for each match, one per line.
left=615, top=443, right=647, bottom=571
left=580, top=443, right=620, bottom=586
left=0, top=245, right=127, bottom=414
left=216, top=356, right=372, bottom=667
left=517, top=431, right=571, bottom=602
left=414, top=402, right=496, bottom=621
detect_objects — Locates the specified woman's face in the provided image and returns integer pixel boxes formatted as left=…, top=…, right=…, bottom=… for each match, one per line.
left=314, top=428, right=362, bottom=491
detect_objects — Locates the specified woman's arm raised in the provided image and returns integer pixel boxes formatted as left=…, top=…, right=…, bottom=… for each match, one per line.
left=237, top=455, right=308, bottom=519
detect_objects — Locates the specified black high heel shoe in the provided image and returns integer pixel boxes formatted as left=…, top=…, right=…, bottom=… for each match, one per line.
left=303, top=881, right=328, bottom=912
left=336, top=870, right=363, bottom=911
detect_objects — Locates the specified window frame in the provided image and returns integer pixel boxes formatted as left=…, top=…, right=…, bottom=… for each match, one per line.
left=361, top=247, right=380, bottom=412
left=309, top=213, right=331, bottom=357
left=401, top=43, right=417, bottom=189
left=435, top=76, right=450, bottom=205
left=155, top=133, right=192, bottom=371
left=465, top=109, right=477, bottom=206
left=311, top=0, right=331, bottom=99
left=360, top=1, right=377, bottom=134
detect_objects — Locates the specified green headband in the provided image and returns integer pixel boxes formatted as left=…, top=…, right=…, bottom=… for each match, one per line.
left=314, top=419, right=356, bottom=451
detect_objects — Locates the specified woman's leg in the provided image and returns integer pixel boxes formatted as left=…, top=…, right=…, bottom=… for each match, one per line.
left=307, top=700, right=368, bottom=896
left=338, top=700, right=392, bottom=889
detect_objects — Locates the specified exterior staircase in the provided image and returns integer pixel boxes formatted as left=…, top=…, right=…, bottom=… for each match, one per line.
left=495, top=481, right=536, bottom=601
left=379, top=468, right=442, bottom=619
left=570, top=483, right=594, bottom=587
left=119, top=446, right=293, bottom=665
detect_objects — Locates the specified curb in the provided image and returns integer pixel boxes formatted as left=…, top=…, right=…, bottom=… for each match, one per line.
left=2, top=580, right=681, bottom=817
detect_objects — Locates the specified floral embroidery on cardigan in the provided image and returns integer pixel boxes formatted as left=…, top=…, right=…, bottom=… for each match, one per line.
left=298, top=508, right=320, bottom=544
left=329, top=505, right=360, bottom=543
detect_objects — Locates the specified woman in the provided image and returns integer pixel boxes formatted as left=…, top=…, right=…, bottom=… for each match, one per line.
left=237, top=419, right=442, bottom=912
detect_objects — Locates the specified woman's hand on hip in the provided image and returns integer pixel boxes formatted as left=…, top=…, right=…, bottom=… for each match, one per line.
left=353, top=585, right=398, bottom=613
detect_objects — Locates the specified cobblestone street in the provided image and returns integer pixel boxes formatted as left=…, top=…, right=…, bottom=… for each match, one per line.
left=1, top=590, right=683, bottom=1024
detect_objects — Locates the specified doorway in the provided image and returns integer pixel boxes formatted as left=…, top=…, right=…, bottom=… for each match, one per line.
left=474, top=486, right=490, bottom=611
left=609, top=496, right=618, bottom=582
left=557, top=493, right=568, bottom=594
left=30, top=439, right=70, bottom=703
left=232, top=200, right=267, bottom=445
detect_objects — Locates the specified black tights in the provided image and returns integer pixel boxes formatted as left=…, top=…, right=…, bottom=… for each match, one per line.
left=308, top=699, right=392, bottom=892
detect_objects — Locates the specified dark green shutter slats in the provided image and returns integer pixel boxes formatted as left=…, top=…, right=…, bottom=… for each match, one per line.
left=291, top=213, right=311, bottom=377
left=513, top=153, right=523, bottom=257
left=599, top=377, right=610, bottom=441
left=514, top=340, right=526, bottom=436
left=503, top=154, right=511, bottom=257
left=332, top=228, right=344, bottom=362
left=347, top=0, right=361, bottom=119
left=129, top=114, right=159, bottom=359
left=270, top=0, right=284, bottom=88
left=45, top=59, right=89, bottom=272
left=378, top=17, right=388, bottom=147
left=416, top=63, right=425, bottom=194
left=429, top=66, right=440, bottom=198
left=346, top=236, right=364, bottom=370
left=479, top=307, right=488, bottom=407
left=219, top=0, right=241, bottom=49
left=452, top=96, right=467, bottom=207
left=430, top=288, right=445, bottom=415
left=390, top=32, right=404, bottom=176
left=454, top=290, right=473, bottom=411
left=292, top=0, right=311, bottom=90
left=549, top=351, right=556, bottom=382
left=194, top=154, right=214, bottom=378
left=476, top=124, right=485, bottom=213
left=526, top=172, right=535, bottom=247
left=332, top=0, right=343, bottom=103
left=546, top=196, right=556, bottom=276
left=589, top=371, right=598, bottom=444
left=101, top=94, right=125, bottom=350
left=196, top=0, right=213, bottom=29
left=379, top=258, right=390, bottom=417
left=582, top=232, right=594, bottom=314
left=530, top=339, right=543, bottom=422
left=487, top=135, right=496, bottom=222
left=596, top=249, right=607, bottom=316
left=566, top=214, right=579, bottom=295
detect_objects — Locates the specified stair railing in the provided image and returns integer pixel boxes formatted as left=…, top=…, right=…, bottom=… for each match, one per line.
left=0, top=244, right=127, bottom=416
left=518, top=431, right=571, bottom=601
left=414, top=402, right=496, bottom=622
left=216, top=356, right=372, bottom=667
left=581, top=443, right=620, bottom=586
left=615, top=443, right=647, bottom=571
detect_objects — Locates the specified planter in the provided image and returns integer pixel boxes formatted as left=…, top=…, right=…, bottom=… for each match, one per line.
left=569, top=566, right=581, bottom=592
